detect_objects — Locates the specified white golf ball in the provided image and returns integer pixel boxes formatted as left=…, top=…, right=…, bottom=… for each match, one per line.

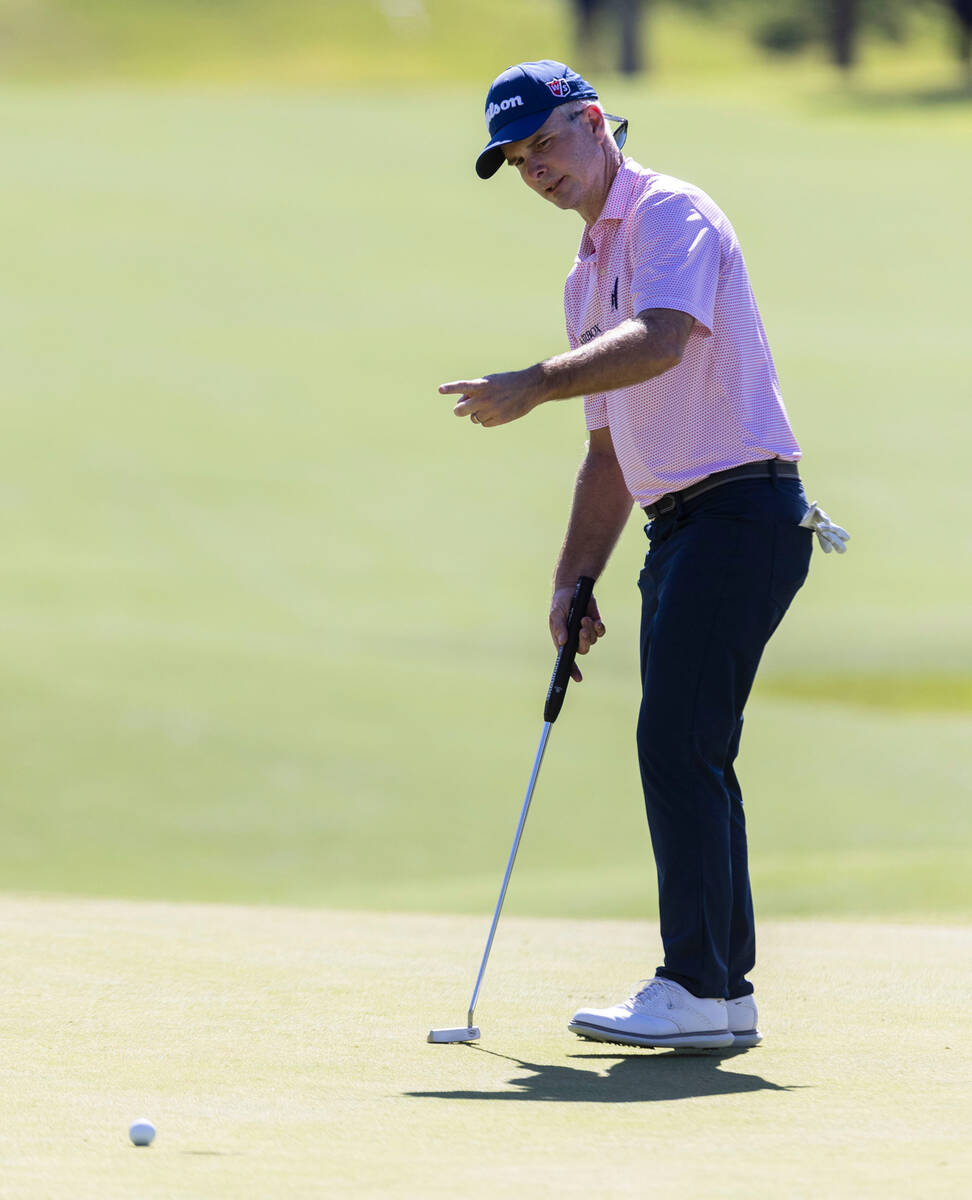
left=129, top=1118, right=156, bottom=1147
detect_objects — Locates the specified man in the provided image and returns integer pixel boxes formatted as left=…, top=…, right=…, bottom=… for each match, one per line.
left=439, top=61, right=847, bottom=1051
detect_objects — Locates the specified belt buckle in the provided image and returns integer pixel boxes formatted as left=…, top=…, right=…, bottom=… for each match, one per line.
left=653, top=494, right=677, bottom=517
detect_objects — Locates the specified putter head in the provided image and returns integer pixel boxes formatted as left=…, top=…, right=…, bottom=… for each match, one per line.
left=427, top=1026, right=481, bottom=1044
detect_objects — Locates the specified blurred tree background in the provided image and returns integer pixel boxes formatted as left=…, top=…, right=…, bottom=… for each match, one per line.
left=573, top=1, right=971, bottom=77
left=0, top=1, right=969, bottom=88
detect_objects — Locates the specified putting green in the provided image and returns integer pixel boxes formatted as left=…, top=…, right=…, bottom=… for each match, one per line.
left=1, top=896, right=968, bottom=1198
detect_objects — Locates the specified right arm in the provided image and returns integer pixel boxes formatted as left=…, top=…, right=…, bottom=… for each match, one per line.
left=439, top=309, right=694, bottom=428
left=550, top=426, right=634, bottom=681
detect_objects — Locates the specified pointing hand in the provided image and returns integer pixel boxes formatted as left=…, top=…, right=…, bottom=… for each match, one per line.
left=439, top=366, right=546, bottom=428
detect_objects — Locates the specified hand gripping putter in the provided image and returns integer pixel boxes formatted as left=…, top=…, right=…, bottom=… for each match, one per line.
left=428, top=575, right=595, bottom=1044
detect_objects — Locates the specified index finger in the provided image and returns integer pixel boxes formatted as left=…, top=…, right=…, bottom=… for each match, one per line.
left=549, top=605, right=569, bottom=649
left=438, top=379, right=486, bottom=396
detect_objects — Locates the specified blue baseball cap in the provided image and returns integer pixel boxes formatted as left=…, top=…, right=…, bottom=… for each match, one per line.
left=476, top=60, right=599, bottom=180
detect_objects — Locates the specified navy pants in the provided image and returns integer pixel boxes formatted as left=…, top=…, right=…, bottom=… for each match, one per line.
left=637, top=473, right=812, bottom=1000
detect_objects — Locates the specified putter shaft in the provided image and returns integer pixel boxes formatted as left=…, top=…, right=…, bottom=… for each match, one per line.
left=427, top=575, right=594, bottom=1045
left=465, top=720, right=552, bottom=1028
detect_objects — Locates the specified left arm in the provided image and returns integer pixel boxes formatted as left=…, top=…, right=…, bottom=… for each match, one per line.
left=439, top=308, right=694, bottom=427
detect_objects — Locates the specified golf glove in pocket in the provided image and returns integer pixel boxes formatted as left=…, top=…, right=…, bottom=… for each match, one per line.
left=799, top=502, right=850, bottom=554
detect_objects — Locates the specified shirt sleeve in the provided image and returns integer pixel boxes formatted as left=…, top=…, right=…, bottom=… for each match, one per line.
left=628, top=193, right=721, bottom=334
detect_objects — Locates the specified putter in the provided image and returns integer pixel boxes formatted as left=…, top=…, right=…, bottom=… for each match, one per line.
left=428, top=574, right=596, bottom=1044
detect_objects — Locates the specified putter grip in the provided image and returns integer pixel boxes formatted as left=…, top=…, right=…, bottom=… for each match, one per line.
left=543, top=575, right=595, bottom=724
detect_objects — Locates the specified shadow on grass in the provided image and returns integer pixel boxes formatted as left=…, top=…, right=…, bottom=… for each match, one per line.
left=408, top=1046, right=800, bottom=1104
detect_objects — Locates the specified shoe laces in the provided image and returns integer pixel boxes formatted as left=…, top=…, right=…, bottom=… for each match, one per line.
left=631, top=978, right=675, bottom=1009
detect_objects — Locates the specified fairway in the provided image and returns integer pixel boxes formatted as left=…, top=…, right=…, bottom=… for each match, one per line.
left=0, top=84, right=969, bottom=919
left=1, top=896, right=969, bottom=1199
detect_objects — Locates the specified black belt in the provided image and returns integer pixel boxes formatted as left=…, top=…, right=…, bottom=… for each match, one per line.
left=642, top=460, right=800, bottom=519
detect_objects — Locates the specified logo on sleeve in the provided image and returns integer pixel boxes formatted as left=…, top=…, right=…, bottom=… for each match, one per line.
left=611, top=277, right=619, bottom=310
left=545, top=78, right=571, bottom=98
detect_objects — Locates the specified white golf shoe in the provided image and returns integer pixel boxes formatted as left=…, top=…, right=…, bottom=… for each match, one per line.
left=727, top=994, right=762, bottom=1047
left=569, top=977, right=734, bottom=1050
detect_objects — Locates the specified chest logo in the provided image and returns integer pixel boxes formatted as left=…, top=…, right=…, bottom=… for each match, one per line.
left=611, top=277, right=619, bottom=310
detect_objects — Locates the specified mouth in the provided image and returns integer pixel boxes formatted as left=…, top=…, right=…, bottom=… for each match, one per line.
left=545, top=176, right=566, bottom=197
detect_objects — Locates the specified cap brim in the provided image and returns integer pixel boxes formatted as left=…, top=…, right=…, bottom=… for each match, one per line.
left=475, top=108, right=553, bottom=179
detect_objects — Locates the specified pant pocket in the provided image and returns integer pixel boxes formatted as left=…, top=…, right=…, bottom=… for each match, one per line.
left=769, top=522, right=813, bottom=618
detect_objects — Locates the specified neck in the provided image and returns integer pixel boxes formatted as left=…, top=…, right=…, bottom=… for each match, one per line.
left=577, top=146, right=623, bottom=226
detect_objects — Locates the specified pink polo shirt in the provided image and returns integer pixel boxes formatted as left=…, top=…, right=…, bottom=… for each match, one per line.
left=564, top=158, right=801, bottom=506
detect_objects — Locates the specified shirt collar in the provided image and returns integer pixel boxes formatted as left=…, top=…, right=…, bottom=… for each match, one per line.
left=577, top=158, right=642, bottom=258
left=595, top=157, right=642, bottom=224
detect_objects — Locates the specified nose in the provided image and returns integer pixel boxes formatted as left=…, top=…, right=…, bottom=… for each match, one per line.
left=525, top=154, right=546, bottom=183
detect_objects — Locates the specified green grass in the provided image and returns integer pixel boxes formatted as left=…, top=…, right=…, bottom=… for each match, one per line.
left=0, top=0, right=570, bottom=81
left=1, top=16, right=969, bottom=1196
left=1, top=897, right=970, bottom=1199
left=760, top=672, right=972, bottom=711
left=0, top=80, right=968, bottom=917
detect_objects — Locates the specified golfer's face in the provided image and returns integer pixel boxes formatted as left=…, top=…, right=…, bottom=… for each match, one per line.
left=503, top=107, right=599, bottom=211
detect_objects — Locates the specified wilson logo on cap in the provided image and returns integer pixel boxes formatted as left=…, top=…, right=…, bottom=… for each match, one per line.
left=545, top=78, right=571, bottom=98
left=485, top=95, right=524, bottom=123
